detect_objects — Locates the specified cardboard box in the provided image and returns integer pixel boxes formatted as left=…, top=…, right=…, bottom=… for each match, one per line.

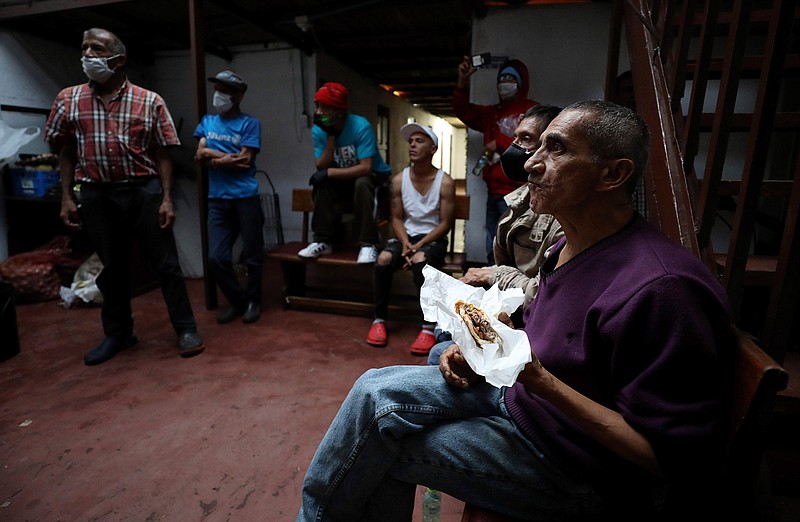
left=10, top=168, right=60, bottom=198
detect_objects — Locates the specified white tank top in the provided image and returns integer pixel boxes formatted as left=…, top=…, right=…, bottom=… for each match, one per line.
left=402, top=167, right=445, bottom=237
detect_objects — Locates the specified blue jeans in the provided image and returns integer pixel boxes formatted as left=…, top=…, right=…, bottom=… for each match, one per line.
left=297, top=365, right=603, bottom=521
left=427, top=329, right=454, bottom=365
left=486, top=196, right=509, bottom=265
left=207, top=197, right=264, bottom=308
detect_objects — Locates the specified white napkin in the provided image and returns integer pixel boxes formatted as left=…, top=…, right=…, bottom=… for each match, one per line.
left=420, top=265, right=532, bottom=387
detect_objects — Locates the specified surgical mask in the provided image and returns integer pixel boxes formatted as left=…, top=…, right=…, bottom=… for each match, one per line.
left=497, top=83, right=518, bottom=101
left=500, top=142, right=533, bottom=182
left=213, top=91, right=233, bottom=113
left=81, top=55, right=120, bottom=83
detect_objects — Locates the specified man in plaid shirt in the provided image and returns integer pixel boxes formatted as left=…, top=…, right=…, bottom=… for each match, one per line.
left=45, top=27, right=204, bottom=365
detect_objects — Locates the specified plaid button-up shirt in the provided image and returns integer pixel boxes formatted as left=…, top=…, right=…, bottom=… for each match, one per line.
left=45, top=80, right=180, bottom=183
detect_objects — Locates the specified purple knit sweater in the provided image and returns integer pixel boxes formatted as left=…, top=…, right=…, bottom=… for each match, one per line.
left=505, top=215, right=734, bottom=486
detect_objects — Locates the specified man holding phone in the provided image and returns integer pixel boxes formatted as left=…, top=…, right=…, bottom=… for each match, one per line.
left=453, top=55, right=538, bottom=264
left=471, top=52, right=491, bottom=68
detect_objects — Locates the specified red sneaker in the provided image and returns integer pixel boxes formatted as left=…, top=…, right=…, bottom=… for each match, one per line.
left=410, top=331, right=436, bottom=356
left=367, top=322, right=388, bottom=347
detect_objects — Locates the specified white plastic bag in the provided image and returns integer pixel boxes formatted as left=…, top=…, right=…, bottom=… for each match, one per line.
left=0, top=119, right=41, bottom=161
left=420, top=265, right=532, bottom=387
left=70, top=253, right=104, bottom=306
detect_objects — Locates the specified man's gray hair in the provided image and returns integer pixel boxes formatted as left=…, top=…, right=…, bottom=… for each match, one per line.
left=83, top=27, right=127, bottom=56
left=562, top=100, right=650, bottom=196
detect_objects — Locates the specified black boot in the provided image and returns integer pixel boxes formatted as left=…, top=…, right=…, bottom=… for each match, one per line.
left=84, top=335, right=138, bottom=366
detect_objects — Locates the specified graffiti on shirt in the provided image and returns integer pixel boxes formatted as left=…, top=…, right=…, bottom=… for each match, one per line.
left=207, top=131, right=242, bottom=147
left=334, top=144, right=359, bottom=168
left=496, top=113, right=524, bottom=138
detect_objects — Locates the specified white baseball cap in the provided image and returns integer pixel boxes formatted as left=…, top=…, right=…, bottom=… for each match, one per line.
left=401, top=123, right=438, bottom=148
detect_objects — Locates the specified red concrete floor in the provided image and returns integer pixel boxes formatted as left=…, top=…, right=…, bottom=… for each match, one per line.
left=0, top=260, right=465, bottom=521
left=1, top=259, right=798, bottom=521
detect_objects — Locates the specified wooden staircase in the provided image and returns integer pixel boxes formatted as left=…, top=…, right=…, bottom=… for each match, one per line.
left=458, top=3, right=800, bottom=520
left=611, top=0, right=800, bottom=366
left=615, top=3, right=800, bottom=514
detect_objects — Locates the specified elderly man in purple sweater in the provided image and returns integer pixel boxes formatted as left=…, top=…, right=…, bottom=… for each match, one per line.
left=297, top=100, right=734, bottom=521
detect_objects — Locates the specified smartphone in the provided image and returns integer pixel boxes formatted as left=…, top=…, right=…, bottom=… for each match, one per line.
left=471, top=52, right=491, bottom=68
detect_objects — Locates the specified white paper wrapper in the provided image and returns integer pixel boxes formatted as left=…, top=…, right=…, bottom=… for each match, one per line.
left=420, top=265, right=532, bottom=387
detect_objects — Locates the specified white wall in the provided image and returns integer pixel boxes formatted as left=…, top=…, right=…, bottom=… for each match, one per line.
left=150, top=46, right=460, bottom=275
left=0, top=30, right=83, bottom=110
left=0, top=30, right=82, bottom=261
left=2, top=3, right=614, bottom=267
left=464, top=3, right=612, bottom=263
left=0, top=30, right=462, bottom=273
left=147, top=45, right=319, bottom=276
left=315, top=52, right=463, bottom=177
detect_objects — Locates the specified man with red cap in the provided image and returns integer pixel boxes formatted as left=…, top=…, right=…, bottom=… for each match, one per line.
left=298, top=82, right=392, bottom=263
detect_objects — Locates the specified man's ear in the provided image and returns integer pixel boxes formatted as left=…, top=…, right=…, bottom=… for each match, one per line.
left=600, top=158, right=635, bottom=191
left=112, top=54, right=127, bottom=70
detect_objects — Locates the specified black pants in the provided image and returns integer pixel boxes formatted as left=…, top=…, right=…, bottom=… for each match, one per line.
left=373, top=235, right=447, bottom=320
left=311, top=175, right=379, bottom=245
left=78, top=178, right=197, bottom=339
left=207, top=196, right=264, bottom=309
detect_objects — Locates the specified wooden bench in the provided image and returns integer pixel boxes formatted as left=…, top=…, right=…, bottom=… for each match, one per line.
left=266, top=187, right=470, bottom=315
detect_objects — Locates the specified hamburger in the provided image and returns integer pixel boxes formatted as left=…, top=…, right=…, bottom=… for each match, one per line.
left=455, top=300, right=501, bottom=348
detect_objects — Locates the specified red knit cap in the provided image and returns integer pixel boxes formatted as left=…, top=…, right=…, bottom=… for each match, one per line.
left=314, top=82, right=349, bottom=109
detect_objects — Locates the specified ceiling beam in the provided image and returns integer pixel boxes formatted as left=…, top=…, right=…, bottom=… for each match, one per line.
left=0, top=0, right=135, bottom=20
left=206, top=0, right=313, bottom=54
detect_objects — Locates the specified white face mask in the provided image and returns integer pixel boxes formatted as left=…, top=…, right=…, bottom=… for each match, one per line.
left=498, top=83, right=518, bottom=101
left=213, top=91, right=233, bottom=113
left=81, top=55, right=120, bottom=83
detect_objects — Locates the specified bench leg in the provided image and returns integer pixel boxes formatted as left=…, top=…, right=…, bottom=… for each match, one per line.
left=280, top=261, right=307, bottom=304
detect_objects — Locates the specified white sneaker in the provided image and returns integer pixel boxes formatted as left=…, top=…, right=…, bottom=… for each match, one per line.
left=357, top=245, right=378, bottom=264
left=298, top=242, right=332, bottom=259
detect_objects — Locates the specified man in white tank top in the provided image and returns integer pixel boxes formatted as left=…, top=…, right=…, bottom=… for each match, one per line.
left=367, top=123, right=456, bottom=355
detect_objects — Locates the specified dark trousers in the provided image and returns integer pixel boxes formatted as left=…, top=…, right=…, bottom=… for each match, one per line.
left=485, top=195, right=509, bottom=265
left=311, top=175, right=379, bottom=245
left=373, top=235, right=447, bottom=320
left=78, top=178, right=197, bottom=338
left=207, top=197, right=264, bottom=308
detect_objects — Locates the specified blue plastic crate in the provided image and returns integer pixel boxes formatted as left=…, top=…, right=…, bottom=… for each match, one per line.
left=10, top=168, right=61, bottom=198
